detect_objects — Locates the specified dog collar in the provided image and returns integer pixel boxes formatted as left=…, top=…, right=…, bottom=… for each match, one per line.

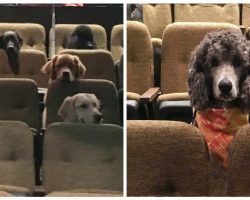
left=196, top=107, right=248, bottom=168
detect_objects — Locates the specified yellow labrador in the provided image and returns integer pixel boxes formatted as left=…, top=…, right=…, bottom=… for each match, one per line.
left=58, top=93, right=103, bottom=123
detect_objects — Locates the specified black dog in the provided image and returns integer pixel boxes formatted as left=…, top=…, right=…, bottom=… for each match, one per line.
left=66, top=25, right=97, bottom=50
left=0, top=31, right=23, bottom=74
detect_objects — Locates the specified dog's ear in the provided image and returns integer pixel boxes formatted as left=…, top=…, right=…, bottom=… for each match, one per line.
left=240, top=75, right=250, bottom=113
left=58, top=96, right=75, bottom=121
left=74, top=56, right=86, bottom=78
left=16, top=32, right=23, bottom=48
left=188, top=51, right=210, bottom=111
left=41, top=55, right=58, bottom=80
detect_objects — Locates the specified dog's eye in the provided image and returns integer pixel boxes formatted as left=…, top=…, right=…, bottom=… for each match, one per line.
left=211, top=56, right=219, bottom=67
left=80, top=103, right=87, bottom=109
left=93, top=102, right=97, bottom=107
left=233, top=56, right=242, bottom=67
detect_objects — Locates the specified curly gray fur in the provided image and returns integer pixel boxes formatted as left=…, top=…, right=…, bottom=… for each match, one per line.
left=188, top=30, right=250, bottom=112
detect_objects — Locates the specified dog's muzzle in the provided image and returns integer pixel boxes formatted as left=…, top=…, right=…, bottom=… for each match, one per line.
left=94, top=112, right=103, bottom=123
left=219, top=79, right=232, bottom=95
left=62, top=71, right=70, bottom=82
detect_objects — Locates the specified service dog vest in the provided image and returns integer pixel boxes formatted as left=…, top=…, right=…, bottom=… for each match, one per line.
left=196, top=108, right=248, bottom=168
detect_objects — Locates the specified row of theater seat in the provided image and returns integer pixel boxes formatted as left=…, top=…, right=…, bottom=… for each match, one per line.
left=127, top=120, right=250, bottom=196
left=127, top=4, right=250, bottom=121
left=0, top=23, right=123, bottom=62
left=0, top=77, right=122, bottom=196
left=140, top=4, right=250, bottom=47
left=0, top=23, right=123, bottom=88
left=0, top=121, right=122, bottom=196
left=0, top=78, right=121, bottom=129
left=127, top=21, right=242, bottom=122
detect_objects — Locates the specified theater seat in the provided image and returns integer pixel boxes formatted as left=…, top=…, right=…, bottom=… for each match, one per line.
left=50, top=24, right=107, bottom=57
left=110, top=24, right=123, bottom=64
left=157, top=22, right=241, bottom=123
left=0, top=121, right=35, bottom=196
left=0, top=49, right=48, bottom=88
left=228, top=124, right=250, bottom=196
left=45, top=79, right=120, bottom=126
left=127, top=21, right=159, bottom=119
left=43, top=123, right=123, bottom=196
left=174, top=4, right=240, bottom=25
left=127, top=120, right=209, bottom=196
left=0, top=23, right=46, bottom=53
left=58, top=49, right=117, bottom=86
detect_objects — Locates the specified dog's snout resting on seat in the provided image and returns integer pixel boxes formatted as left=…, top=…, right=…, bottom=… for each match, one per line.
left=58, top=93, right=103, bottom=123
left=41, top=54, right=86, bottom=83
left=188, top=30, right=250, bottom=195
left=0, top=31, right=23, bottom=74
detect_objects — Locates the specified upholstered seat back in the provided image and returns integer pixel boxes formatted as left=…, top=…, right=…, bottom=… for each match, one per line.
left=50, top=24, right=107, bottom=57
left=0, top=78, right=41, bottom=130
left=45, top=79, right=120, bottom=126
left=110, top=24, right=123, bottom=63
left=228, top=124, right=250, bottom=196
left=143, top=4, right=172, bottom=39
left=0, top=121, right=34, bottom=195
left=127, top=21, right=154, bottom=95
left=161, top=22, right=241, bottom=94
left=59, top=49, right=117, bottom=86
left=0, top=49, right=48, bottom=88
left=174, top=4, right=240, bottom=25
left=127, top=120, right=209, bottom=196
left=0, top=23, right=46, bottom=53
left=43, top=123, right=123, bottom=194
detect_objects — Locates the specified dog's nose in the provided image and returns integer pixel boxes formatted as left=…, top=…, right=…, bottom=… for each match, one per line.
left=6, top=46, right=15, bottom=53
left=219, top=79, right=232, bottom=94
left=62, top=71, right=70, bottom=82
left=94, top=113, right=103, bottom=123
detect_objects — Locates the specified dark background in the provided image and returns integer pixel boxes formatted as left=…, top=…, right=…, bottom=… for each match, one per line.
left=0, top=4, right=123, bottom=55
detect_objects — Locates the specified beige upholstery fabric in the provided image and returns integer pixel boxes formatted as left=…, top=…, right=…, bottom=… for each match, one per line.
left=228, top=124, right=250, bottom=196
left=43, top=123, right=123, bottom=194
left=157, top=92, right=190, bottom=102
left=160, top=22, right=241, bottom=94
left=111, top=24, right=123, bottom=63
left=59, top=49, right=117, bottom=85
left=127, top=21, right=154, bottom=95
left=0, top=23, right=46, bottom=53
left=143, top=4, right=172, bottom=39
left=0, top=185, right=29, bottom=196
left=0, top=121, right=35, bottom=195
left=50, top=24, right=107, bottom=57
left=0, top=191, right=13, bottom=196
left=151, top=38, right=162, bottom=48
left=45, top=79, right=120, bottom=126
left=127, top=92, right=140, bottom=101
left=242, top=4, right=250, bottom=27
left=175, top=4, right=240, bottom=25
left=127, top=120, right=209, bottom=196
left=0, top=49, right=48, bottom=88
left=47, top=189, right=122, bottom=196
left=0, top=78, right=41, bottom=130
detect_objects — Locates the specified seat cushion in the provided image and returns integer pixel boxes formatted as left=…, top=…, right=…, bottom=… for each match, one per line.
left=158, top=100, right=193, bottom=123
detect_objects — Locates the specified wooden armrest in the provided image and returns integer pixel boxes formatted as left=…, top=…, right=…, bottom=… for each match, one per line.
left=140, top=87, right=160, bottom=103
left=239, top=25, right=246, bottom=34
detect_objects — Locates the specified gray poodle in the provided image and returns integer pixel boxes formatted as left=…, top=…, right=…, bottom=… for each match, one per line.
left=188, top=29, right=250, bottom=112
left=188, top=30, right=250, bottom=196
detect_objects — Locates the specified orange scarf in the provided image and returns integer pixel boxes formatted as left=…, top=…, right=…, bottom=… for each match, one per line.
left=196, top=108, right=248, bottom=168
